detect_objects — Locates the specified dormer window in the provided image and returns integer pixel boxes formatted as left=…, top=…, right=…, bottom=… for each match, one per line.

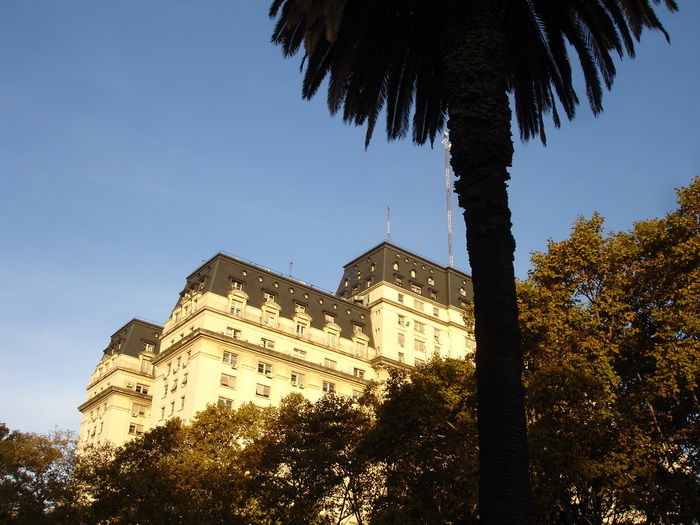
left=230, top=279, right=244, bottom=291
left=263, top=291, right=276, bottom=302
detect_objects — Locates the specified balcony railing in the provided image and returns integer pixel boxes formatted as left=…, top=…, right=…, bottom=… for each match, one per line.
left=221, top=307, right=369, bottom=359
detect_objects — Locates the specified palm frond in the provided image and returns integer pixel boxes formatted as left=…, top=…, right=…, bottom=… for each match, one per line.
left=270, top=0, right=676, bottom=145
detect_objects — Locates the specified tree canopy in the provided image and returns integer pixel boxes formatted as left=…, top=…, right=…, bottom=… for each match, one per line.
left=0, top=423, right=77, bottom=524
left=520, top=177, right=700, bottom=524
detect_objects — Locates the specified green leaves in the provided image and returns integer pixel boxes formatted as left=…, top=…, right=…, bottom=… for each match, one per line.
left=0, top=424, right=77, bottom=525
left=520, top=177, right=700, bottom=523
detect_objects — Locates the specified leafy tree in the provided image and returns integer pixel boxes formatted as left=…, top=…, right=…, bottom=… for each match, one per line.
left=268, top=1, right=677, bottom=521
left=364, top=358, right=479, bottom=524
left=520, top=177, right=700, bottom=523
left=0, top=423, right=77, bottom=525
left=247, top=393, right=374, bottom=524
left=76, top=405, right=272, bottom=524
left=75, top=419, right=189, bottom=525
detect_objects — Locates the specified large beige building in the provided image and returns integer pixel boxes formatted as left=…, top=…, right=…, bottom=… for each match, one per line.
left=78, top=242, right=475, bottom=447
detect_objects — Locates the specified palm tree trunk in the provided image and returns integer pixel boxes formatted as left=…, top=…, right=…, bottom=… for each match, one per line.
left=440, top=1, right=532, bottom=522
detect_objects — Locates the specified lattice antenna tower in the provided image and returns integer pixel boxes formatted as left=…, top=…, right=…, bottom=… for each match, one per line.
left=386, top=205, right=391, bottom=242
left=442, top=131, right=454, bottom=267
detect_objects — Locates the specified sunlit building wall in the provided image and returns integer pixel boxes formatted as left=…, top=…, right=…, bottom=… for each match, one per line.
left=78, top=242, right=474, bottom=447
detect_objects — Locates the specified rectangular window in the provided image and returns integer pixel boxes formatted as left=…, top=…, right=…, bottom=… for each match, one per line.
left=326, top=331, right=339, bottom=347
left=218, top=396, right=234, bottom=410
left=415, top=339, right=426, bottom=352
left=160, top=406, right=165, bottom=419
left=296, top=323, right=306, bottom=337
left=264, top=312, right=276, bottom=326
left=414, top=321, right=425, bottom=334
left=323, top=358, right=337, bottom=370
left=411, top=283, right=422, bottom=294
left=398, top=333, right=405, bottom=347
left=414, top=299, right=424, bottom=312
left=256, top=384, right=271, bottom=398
left=226, top=327, right=241, bottom=338
left=397, top=293, right=404, bottom=303
left=291, top=372, right=305, bottom=387
left=223, top=351, right=238, bottom=367
left=230, top=300, right=243, bottom=316
left=322, top=381, right=336, bottom=394
left=163, top=383, right=168, bottom=397
left=398, top=352, right=406, bottom=363
left=180, top=396, right=185, bottom=410
left=293, top=348, right=307, bottom=359
left=353, top=368, right=365, bottom=379
left=430, top=290, right=438, bottom=301
left=415, top=358, right=425, bottom=367
left=131, top=403, right=147, bottom=417
left=135, top=383, right=149, bottom=394
left=398, top=314, right=407, bottom=326
left=171, top=379, right=178, bottom=392
left=434, top=330, right=441, bottom=343
left=170, top=401, right=175, bottom=415
left=128, top=423, right=144, bottom=435
left=143, top=342, right=155, bottom=352
left=352, top=389, right=363, bottom=401
left=394, top=275, right=403, bottom=286
left=220, top=373, right=236, bottom=388
left=258, top=362, right=273, bottom=375
left=433, top=307, right=440, bottom=318
left=182, top=373, right=188, bottom=386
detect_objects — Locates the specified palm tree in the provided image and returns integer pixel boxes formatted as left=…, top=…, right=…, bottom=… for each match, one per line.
left=269, top=1, right=676, bottom=522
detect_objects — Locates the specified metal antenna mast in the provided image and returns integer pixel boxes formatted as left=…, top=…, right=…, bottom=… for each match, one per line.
left=442, top=131, right=454, bottom=267
left=386, top=205, right=391, bottom=242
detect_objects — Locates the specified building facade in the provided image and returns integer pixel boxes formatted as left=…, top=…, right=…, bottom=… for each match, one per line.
left=78, top=242, right=475, bottom=447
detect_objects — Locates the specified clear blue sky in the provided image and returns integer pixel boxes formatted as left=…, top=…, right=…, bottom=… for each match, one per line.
left=1, top=2, right=698, bottom=434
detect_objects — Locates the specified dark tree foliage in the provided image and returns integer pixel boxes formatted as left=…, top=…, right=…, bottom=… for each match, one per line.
left=0, top=423, right=77, bottom=525
left=268, top=2, right=678, bottom=521
left=364, top=358, right=479, bottom=524
left=520, top=178, right=700, bottom=524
